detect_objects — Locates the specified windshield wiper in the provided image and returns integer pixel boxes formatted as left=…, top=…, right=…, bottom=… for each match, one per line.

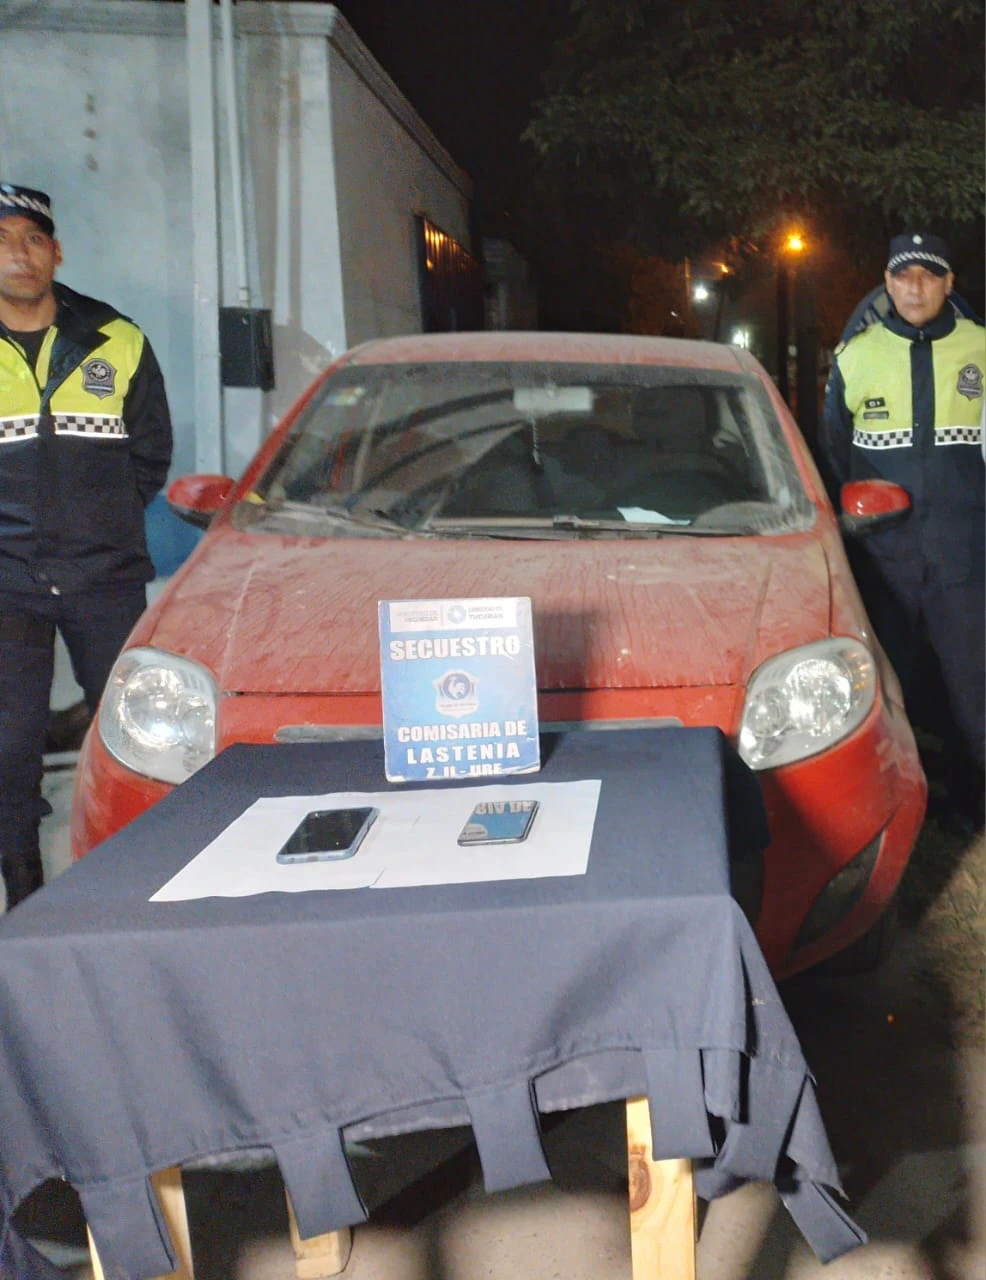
left=548, top=514, right=751, bottom=536
left=426, top=516, right=566, bottom=540
left=253, top=499, right=425, bottom=536
left=427, top=514, right=684, bottom=537
left=550, top=514, right=673, bottom=533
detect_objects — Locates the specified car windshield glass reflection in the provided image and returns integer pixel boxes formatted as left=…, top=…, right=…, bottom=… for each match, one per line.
left=250, top=362, right=814, bottom=537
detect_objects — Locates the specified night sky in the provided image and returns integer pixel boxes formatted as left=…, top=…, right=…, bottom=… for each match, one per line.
left=333, top=2, right=984, bottom=333
left=338, top=0, right=632, bottom=329
left=338, top=0, right=571, bottom=226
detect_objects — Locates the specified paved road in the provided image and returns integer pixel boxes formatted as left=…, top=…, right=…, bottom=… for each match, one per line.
left=5, top=766, right=982, bottom=1280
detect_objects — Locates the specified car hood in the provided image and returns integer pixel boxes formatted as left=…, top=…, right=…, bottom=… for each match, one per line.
left=149, top=531, right=831, bottom=694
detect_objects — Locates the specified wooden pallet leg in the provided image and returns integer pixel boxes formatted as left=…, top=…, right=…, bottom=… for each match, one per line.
left=88, top=1167, right=194, bottom=1279
left=286, top=1192, right=353, bottom=1279
left=626, top=1096, right=696, bottom=1280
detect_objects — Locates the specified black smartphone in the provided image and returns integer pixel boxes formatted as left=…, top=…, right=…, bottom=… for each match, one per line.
left=275, top=807, right=379, bottom=864
left=456, top=799, right=539, bottom=846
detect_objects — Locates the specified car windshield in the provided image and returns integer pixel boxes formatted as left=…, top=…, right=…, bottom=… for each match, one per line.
left=245, top=361, right=815, bottom=537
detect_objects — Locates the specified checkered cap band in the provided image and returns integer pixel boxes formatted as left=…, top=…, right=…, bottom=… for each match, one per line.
left=0, top=190, right=51, bottom=220
left=0, top=416, right=40, bottom=442
left=886, top=249, right=951, bottom=275
left=935, top=425, right=982, bottom=445
left=53, top=414, right=126, bottom=437
left=853, top=427, right=913, bottom=449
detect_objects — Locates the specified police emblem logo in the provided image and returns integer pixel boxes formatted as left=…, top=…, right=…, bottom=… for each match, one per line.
left=957, top=364, right=983, bottom=400
left=433, top=669, right=480, bottom=719
left=81, top=357, right=116, bottom=399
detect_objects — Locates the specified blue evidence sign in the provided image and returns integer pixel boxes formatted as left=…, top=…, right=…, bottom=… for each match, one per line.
left=379, top=597, right=540, bottom=783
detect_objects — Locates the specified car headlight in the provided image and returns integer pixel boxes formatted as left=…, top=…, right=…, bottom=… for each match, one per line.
left=99, top=647, right=218, bottom=784
left=738, top=638, right=876, bottom=770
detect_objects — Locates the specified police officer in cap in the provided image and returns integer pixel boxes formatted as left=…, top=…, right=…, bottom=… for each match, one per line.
left=0, top=183, right=172, bottom=908
left=820, top=232, right=985, bottom=820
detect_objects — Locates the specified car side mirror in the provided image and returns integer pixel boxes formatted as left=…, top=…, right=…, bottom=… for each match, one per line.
left=167, top=474, right=235, bottom=529
left=838, top=479, right=911, bottom=539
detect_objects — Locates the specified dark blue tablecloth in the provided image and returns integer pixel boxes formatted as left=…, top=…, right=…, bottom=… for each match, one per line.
left=0, top=728, right=864, bottom=1277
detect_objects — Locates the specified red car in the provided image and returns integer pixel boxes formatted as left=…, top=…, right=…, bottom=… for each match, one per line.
left=71, top=333, right=926, bottom=976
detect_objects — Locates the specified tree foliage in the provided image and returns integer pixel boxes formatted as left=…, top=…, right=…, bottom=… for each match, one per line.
left=525, top=0, right=984, bottom=258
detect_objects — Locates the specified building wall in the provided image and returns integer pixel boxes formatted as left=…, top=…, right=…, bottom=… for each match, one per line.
left=234, top=22, right=347, bottom=467
left=0, top=15, right=197, bottom=470
left=483, top=238, right=538, bottom=331
left=328, top=33, right=471, bottom=347
left=0, top=1, right=473, bottom=483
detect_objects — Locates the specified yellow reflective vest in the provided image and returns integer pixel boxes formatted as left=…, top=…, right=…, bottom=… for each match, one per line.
left=820, top=305, right=984, bottom=573
left=835, top=317, right=983, bottom=454
left=0, top=314, right=144, bottom=443
left=0, top=284, right=172, bottom=595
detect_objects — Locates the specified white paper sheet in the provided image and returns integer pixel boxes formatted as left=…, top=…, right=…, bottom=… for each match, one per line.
left=617, top=506, right=691, bottom=525
left=151, top=779, right=601, bottom=901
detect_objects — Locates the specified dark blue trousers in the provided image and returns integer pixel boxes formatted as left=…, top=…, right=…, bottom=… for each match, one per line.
left=0, top=586, right=146, bottom=909
left=851, top=543, right=985, bottom=774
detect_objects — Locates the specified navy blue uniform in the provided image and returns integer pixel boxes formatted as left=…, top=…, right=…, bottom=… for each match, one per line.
left=820, top=303, right=985, bottom=775
left=0, top=285, right=171, bottom=906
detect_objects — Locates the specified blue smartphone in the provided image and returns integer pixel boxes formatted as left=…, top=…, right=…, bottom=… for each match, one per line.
left=457, top=799, right=539, bottom=846
left=275, top=807, right=379, bottom=864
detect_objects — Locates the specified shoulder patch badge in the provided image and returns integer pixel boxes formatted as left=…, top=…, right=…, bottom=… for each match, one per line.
left=81, top=357, right=116, bottom=400
left=865, top=397, right=886, bottom=409
left=957, top=364, right=983, bottom=400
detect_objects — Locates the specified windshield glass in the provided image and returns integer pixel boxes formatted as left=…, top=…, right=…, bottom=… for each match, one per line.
left=247, top=361, right=814, bottom=536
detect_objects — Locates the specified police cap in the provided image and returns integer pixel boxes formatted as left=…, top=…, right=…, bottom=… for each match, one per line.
left=0, top=183, right=54, bottom=237
left=887, top=232, right=952, bottom=278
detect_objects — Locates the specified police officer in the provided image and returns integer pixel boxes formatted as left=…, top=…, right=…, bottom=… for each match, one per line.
left=0, top=184, right=172, bottom=908
left=820, top=232, right=985, bottom=814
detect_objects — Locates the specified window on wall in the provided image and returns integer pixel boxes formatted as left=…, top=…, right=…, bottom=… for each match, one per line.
left=415, top=215, right=485, bottom=333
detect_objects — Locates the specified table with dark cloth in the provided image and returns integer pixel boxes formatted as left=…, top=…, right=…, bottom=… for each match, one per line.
left=0, top=728, right=865, bottom=1278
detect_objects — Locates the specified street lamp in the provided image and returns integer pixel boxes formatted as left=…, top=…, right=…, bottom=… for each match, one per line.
left=692, top=265, right=730, bottom=340
left=711, top=262, right=730, bottom=341
left=775, top=228, right=819, bottom=448
left=776, top=230, right=807, bottom=405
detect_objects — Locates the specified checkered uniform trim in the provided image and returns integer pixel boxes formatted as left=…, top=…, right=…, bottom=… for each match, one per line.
left=886, top=251, right=950, bottom=274
left=0, top=191, right=51, bottom=220
left=52, top=414, right=127, bottom=438
left=853, top=427, right=912, bottom=449
left=935, top=425, right=982, bottom=446
left=0, top=416, right=40, bottom=443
